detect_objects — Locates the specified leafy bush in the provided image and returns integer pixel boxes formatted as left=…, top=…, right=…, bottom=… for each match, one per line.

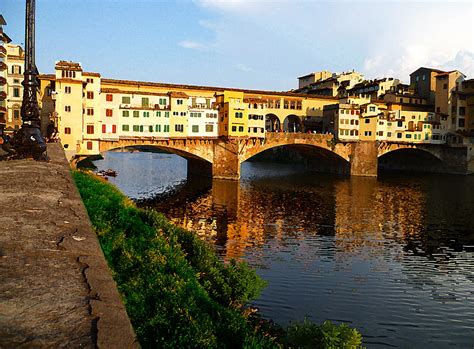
left=284, top=318, right=363, bottom=349
left=73, top=171, right=270, bottom=348
left=142, top=210, right=267, bottom=308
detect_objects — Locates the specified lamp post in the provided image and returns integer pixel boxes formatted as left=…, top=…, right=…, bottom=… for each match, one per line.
left=4, top=0, right=46, bottom=160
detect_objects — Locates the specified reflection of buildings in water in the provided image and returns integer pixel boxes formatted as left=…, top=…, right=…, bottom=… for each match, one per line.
left=333, top=176, right=426, bottom=258
left=213, top=179, right=268, bottom=260
left=218, top=179, right=338, bottom=261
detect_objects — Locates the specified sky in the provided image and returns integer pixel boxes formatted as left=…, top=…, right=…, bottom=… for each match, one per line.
left=2, top=0, right=474, bottom=91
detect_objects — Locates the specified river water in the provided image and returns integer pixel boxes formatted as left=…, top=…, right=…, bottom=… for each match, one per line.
left=94, top=151, right=474, bottom=348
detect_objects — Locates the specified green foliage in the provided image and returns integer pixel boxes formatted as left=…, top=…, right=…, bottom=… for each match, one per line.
left=284, top=319, right=363, bottom=349
left=73, top=171, right=363, bottom=349
left=143, top=210, right=266, bottom=307
left=73, top=171, right=270, bottom=348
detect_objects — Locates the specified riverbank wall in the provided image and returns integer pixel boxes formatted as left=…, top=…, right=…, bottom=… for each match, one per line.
left=0, top=143, right=137, bottom=348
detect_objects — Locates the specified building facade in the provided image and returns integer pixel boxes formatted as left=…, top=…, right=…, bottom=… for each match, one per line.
left=32, top=60, right=473, bottom=160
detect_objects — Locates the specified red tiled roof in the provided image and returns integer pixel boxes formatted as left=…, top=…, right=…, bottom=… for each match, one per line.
left=101, top=78, right=337, bottom=100
left=101, top=88, right=168, bottom=97
left=83, top=72, right=101, bottom=77
left=168, top=91, right=189, bottom=98
left=55, top=61, right=82, bottom=71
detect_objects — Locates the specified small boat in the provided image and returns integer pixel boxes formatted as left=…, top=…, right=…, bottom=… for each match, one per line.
left=98, top=169, right=118, bottom=177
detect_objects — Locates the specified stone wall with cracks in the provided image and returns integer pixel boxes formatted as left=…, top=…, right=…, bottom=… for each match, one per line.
left=0, top=143, right=138, bottom=348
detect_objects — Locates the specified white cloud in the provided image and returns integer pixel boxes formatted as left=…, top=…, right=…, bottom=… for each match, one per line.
left=360, top=3, right=473, bottom=81
left=178, top=40, right=207, bottom=50
left=189, top=1, right=474, bottom=89
left=439, top=51, right=474, bottom=77
left=234, top=63, right=253, bottom=72
left=193, top=0, right=264, bottom=12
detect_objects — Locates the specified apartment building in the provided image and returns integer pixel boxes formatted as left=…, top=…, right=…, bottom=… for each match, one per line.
left=215, top=91, right=248, bottom=137
left=323, top=97, right=448, bottom=145
left=434, top=70, right=466, bottom=131
left=410, top=67, right=446, bottom=104
left=245, top=97, right=266, bottom=137
left=297, top=70, right=333, bottom=89
left=0, top=16, right=26, bottom=135
left=296, top=71, right=364, bottom=97
left=346, top=78, right=400, bottom=99
left=4, top=43, right=25, bottom=133
left=454, top=79, right=474, bottom=134
left=188, top=96, right=218, bottom=138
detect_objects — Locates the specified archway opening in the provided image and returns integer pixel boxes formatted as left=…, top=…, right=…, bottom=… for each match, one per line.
left=93, top=145, right=212, bottom=198
left=265, top=114, right=281, bottom=132
left=283, top=115, right=302, bottom=133
left=243, top=144, right=350, bottom=177
left=378, top=148, right=443, bottom=174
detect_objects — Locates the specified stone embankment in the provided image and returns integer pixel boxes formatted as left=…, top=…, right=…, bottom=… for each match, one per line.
left=0, top=144, right=137, bottom=348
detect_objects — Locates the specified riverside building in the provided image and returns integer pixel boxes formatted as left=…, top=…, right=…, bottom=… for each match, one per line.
left=28, top=60, right=473, bottom=160
left=0, top=15, right=26, bottom=135
left=38, top=61, right=338, bottom=159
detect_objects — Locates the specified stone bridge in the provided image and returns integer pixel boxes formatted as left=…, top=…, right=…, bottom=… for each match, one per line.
left=96, top=133, right=472, bottom=179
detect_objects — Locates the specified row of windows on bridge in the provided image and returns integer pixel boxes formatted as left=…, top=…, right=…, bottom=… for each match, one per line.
left=58, top=85, right=305, bottom=111
left=64, top=123, right=218, bottom=135
left=225, top=112, right=265, bottom=120
left=338, top=128, right=444, bottom=140
left=64, top=123, right=269, bottom=135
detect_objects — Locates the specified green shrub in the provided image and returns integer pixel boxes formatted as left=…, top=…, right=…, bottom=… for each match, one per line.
left=73, top=171, right=270, bottom=348
left=284, top=318, right=363, bottom=349
left=142, top=210, right=266, bottom=307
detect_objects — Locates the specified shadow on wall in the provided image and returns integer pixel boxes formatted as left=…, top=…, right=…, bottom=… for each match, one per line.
left=378, top=148, right=443, bottom=173
left=245, top=144, right=350, bottom=175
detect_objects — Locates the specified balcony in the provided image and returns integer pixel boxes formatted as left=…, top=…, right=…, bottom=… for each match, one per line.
left=0, top=46, right=5, bottom=55
left=190, top=103, right=209, bottom=109
left=153, top=104, right=170, bottom=110
left=0, top=61, right=6, bottom=71
left=0, top=91, right=6, bottom=100
left=0, top=76, right=6, bottom=85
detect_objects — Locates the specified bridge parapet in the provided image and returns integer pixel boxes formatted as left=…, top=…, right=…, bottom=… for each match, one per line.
left=264, top=132, right=334, bottom=142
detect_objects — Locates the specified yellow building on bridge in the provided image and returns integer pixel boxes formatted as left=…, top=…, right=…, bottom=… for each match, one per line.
left=38, top=61, right=338, bottom=158
left=34, top=61, right=473, bottom=163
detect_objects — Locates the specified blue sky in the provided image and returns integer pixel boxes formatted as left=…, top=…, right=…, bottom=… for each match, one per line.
left=2, top=0, right=473, bottom=90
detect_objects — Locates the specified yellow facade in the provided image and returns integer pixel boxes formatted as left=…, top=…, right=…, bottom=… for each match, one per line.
left=169, top=91, right=189, bottom=138
left=359, top=116, right=377, bottom=141
left=216, top=91, right=248, bottom=137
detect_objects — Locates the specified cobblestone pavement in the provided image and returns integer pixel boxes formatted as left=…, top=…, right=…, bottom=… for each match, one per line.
left=0, top=144, right=137, bottom=348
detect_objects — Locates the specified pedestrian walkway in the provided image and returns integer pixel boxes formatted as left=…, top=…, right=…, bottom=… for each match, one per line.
left=0, top=143, right=137, bottom=348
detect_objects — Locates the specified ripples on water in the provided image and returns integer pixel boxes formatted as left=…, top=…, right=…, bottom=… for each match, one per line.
left=95, top=151, right=474, bottom=348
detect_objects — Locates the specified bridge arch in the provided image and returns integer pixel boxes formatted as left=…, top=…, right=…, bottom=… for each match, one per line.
left=98, top=139, right=215, bottom=178
left=99, top=139, right=214, bottom=163
left=283, top=114, right=303, bottom=133
left=241, top=142, right=351, bottom=175
left=378, top=146, right=444, bottom=173
left=265, top=113, right=281, bottom=132
left=378, top=145, right=442, bottom=161
left=102, top=144, right=213, bottom=164
left=239, top=134, right=350, bottom=163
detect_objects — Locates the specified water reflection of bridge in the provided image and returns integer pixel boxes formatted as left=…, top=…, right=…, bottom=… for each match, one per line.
left=148, top=176, right=474, bottom=262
